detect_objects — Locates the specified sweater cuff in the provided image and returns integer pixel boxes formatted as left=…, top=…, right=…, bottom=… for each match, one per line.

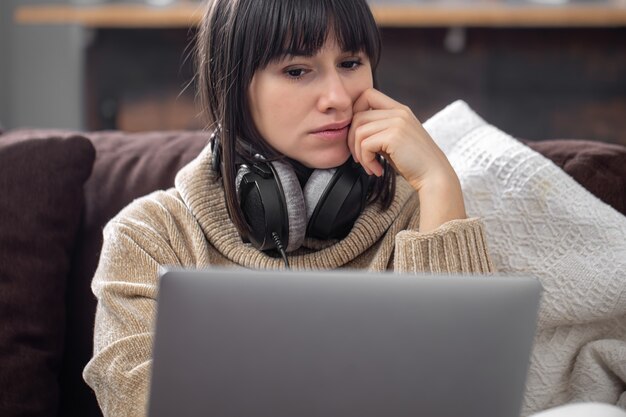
left=394, top=217, right=495, bottom=274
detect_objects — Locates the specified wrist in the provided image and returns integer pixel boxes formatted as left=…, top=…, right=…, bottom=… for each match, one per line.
left=409, top=163, right=456, bottom=193
left=415, top=172, right=467, bottom=233
left=411, top=167, right=460, bottom=197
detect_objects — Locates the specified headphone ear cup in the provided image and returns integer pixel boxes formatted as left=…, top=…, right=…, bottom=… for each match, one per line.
left=305, top=162, right=369, bottom=239
left=235, top=164, right=287, bottom=251
left=303, top=168, right=337, bottom=222
left=235, top=161, right=307, bottom=253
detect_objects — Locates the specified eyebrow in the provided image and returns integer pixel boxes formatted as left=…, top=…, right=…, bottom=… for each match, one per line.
left=276, top=48, right=363, bottom=62
left=278, top=49, right=315, bottom=59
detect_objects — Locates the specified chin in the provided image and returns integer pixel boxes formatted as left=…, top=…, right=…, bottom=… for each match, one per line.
left=302, top=150, right=351, bottom=170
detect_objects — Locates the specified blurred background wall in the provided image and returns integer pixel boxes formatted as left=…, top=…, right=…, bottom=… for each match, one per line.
left=0, top=1, right=12, bottom=130
left=2, top=0, right=85, bottom=130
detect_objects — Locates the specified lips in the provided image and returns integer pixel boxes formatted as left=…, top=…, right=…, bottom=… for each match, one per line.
left=311, top=120, right=351, bottom=134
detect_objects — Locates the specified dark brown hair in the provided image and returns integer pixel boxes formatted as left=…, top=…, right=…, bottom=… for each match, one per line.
left=195, top=0, right=396, bottom=238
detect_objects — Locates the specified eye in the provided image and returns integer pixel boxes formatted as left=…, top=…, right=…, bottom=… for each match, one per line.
left=340, top=59, right=363, bottom=70
left=285, top=68, right=308, bottom=80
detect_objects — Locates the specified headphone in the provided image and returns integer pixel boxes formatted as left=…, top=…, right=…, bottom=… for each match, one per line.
left=211, top=133, right=371, bottom=256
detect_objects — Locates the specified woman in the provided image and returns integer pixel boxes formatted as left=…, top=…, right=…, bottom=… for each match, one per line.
left=83, top=0, right=494, bottom=415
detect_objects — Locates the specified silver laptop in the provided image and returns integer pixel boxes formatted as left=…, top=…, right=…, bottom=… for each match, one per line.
left=148, top=268, right=541, bottom=417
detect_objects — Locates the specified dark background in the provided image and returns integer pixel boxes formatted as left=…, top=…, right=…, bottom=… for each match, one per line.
left=85, top=26, right=626, bottom=144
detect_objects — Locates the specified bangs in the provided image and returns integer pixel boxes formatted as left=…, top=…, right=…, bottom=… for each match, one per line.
left=239, top=0, right=381, bottom=69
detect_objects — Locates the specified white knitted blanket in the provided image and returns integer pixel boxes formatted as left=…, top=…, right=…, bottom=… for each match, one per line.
left=423, top=101, right=626, bottom=416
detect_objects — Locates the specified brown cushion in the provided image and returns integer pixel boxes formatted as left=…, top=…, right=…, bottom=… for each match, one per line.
left=59, top=130, right=209, bottom=417
left=0, top=130, right=95, bottom=416
left=524, top=139, right=626, bottom=216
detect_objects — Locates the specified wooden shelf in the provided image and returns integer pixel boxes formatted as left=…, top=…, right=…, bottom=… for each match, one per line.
left=14, top=1, right=626, bottom=28
left=14, top=4, right=203, bottom=29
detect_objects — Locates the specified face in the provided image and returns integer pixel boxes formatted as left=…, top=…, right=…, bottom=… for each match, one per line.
left=248, top=36, right=373, bottom=169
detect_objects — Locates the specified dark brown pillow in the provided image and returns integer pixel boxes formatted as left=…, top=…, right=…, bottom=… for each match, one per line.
left=0, top=131, right=95, bottom=416
left=524, top=139, right=626, bottom=216
left=59, top=130, right=209, bottom=417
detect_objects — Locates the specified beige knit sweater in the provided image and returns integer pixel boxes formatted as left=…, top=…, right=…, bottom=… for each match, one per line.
left=83, top=145, right=495, bottom=416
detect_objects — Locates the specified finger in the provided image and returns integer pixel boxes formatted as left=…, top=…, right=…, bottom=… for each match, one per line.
left=352, top=109, right=401, bottom=130
left=359, top=131, right=391, bottom=177
left=348, top=109, right=401, bottom=162
left=353, top=118, right=394, bottom=165
left=353, top=88, right=404, bottom=114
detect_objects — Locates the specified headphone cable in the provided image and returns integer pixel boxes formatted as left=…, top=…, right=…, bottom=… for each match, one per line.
left=271, top=232, right=290, bottom=269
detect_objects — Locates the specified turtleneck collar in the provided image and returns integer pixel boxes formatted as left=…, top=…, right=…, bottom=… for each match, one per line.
left=175, top=145, right=417, bottom=270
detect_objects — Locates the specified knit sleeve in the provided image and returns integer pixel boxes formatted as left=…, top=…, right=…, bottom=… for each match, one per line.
left=83, top=198, right=185, bottom=417
left=394, top=217, right=496, bottom=274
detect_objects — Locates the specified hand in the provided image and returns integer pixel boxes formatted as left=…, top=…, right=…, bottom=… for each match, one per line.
left=348, top=88, right=467, bottom=232
left=349, top=88, right=451, bottom=191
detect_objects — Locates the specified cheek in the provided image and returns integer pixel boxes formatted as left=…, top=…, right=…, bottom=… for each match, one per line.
left=249, top=80, right=307, bottom=156
left=257, top=100, right=300, bottom=151
left=350, top=72, right=374, bottom=100
left=254, top=84, right=302, bottom=131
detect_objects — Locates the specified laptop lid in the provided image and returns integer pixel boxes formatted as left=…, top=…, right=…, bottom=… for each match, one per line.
left=148, top=268, right=541, bottom=417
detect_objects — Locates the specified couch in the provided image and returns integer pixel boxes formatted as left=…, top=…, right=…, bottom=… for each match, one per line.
left=0, top=128, right=625, bottom=417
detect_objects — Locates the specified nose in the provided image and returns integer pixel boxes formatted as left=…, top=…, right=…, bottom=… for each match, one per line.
left=316, top=70, right=352, bottom=113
